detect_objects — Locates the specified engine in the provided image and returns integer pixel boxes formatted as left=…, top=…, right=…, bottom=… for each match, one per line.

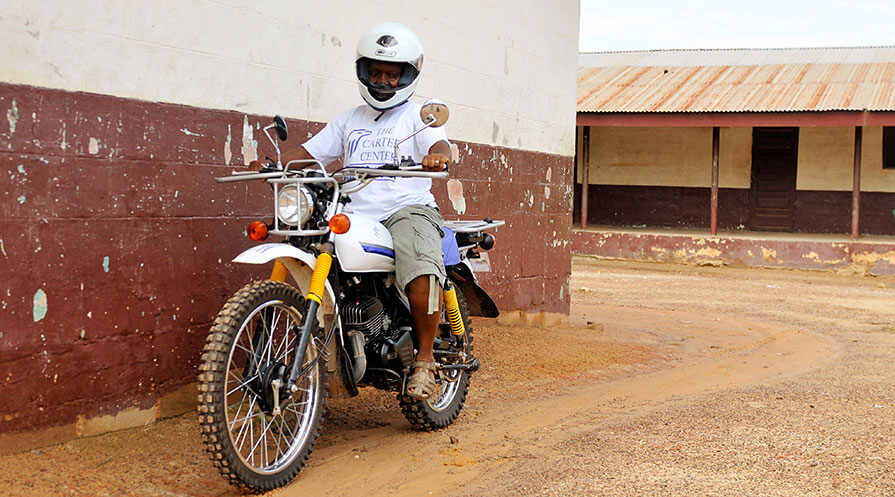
left=340, top=295, right=388, bottom=340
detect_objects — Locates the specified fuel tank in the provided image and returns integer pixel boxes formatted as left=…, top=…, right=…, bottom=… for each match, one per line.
left=334, top=213, right=397, bottom=273
left=334, top=212, right=462, bottom=273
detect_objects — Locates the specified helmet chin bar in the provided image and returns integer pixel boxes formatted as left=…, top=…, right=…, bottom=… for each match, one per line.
left=366, top=81, right=397, bottom=102
left=357, top=82, right=416, bottom=111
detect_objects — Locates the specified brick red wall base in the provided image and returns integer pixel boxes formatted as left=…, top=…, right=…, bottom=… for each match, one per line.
left=572, top=184, right=895, bottom=235
left=0, top=82, right=572, bottom=433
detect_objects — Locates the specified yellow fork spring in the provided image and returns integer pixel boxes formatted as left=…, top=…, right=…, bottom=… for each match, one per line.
left=443, top=285, right=466, bottom=336
left=307, top=252, right=332, bottom=304
left=270, top=260, right=288, bottom=282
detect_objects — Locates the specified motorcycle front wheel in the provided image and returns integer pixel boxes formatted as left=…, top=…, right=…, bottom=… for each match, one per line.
left=198, top=280, right=327, bottom=492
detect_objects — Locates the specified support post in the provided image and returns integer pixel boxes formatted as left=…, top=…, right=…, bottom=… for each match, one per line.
left=851, top=126, right=862, bottom=240
left=711, top=127, right=720, bottom=235
left=581, top=127, right=590, bottom=229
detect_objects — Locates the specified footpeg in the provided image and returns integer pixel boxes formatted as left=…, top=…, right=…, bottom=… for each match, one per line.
left=438, top=357, right=480, bottom=373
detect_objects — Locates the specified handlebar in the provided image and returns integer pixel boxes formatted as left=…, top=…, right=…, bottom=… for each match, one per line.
left=335, top=166, right=448, bottom=180
left=215, top=161, right=447, bottom=184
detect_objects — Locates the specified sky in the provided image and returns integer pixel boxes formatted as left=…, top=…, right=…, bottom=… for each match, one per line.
left=579, top=0, right=895, bottom=52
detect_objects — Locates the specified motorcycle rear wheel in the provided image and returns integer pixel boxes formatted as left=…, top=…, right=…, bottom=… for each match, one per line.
left=399, top=286, right=473, bottom=431
left=198, top=280, right=327, bottom=492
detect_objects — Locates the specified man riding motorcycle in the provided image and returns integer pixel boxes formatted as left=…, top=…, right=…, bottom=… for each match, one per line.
left=250, top=22, right=451, bottom=399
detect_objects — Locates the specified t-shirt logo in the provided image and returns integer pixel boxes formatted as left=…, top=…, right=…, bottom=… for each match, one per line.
left=345, top=127, right=399, bottom=167
left=347, top=129, right=372, bottom=157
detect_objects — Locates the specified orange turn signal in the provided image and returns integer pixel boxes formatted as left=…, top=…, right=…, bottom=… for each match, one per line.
left=328, top=214, right=351, bottom=234
left=247, top=221, right=269, bottom=241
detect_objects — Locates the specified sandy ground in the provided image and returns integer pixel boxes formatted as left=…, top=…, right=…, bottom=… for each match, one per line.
left=1, top=256, right=893, bottom=496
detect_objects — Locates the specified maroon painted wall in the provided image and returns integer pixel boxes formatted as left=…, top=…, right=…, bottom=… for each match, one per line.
left=0, top=82, right=571, bottom=433
left=573, top=184, right=894, bottom=235
left=572, top=184, right=749, bottom=230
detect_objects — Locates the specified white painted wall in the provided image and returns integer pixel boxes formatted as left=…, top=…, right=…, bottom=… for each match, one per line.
left=0, top=0, right=579, bottom=157
left=799, top=126, right=895, bottom=192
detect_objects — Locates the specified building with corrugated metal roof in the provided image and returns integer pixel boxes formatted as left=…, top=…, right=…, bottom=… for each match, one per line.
left=574, top=47, right=895, bottom=274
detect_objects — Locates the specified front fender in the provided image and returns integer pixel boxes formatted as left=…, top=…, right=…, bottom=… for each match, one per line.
left=234, top=243, right=319, bottom=268
left=232, top=243, right=336, bottom=309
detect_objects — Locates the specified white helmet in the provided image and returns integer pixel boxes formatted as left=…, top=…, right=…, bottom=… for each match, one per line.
left=356, top=22, right=424, bottom=111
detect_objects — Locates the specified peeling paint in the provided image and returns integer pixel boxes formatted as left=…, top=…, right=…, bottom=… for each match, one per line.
left=546, top=167, right=552, bottom=182
left=0, top=239, right=5, bottom=258
left=241, top=116, right=258, bottom=166
left=17, top=164, right=25, bottom=174
left=446, top=179, right=466, bottom=215
left=102, top=256, right=110, bottom=273
left=450, top=143, right=459, bottom=163
left=761, top=248, right=777, bottom=262
left=60, top=123, right=67, bottom=151
left=544, top=185, right=550, bottom=199
left=88, top=137, right=99, bottom=154
left=33, top=289, right=47, bottom=322
left=7, top=99, right=18, bottom=133
left=803, top=251, right=846, bottom=265
left=224, top=124, right=232, bottom=165
left=696, top=247, right=722, bottom=258
left=852, top=250, right=895, bottom=266
left=180, top=127, right=202, bottom=137
left=17, top=195, right=25, bottom=204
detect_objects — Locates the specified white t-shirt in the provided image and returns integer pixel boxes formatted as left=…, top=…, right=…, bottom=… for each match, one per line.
left=303, top=101, right=449, bottom=221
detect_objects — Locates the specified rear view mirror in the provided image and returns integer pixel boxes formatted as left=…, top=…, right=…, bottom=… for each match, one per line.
left=273, top=115, right=288, bottom=141
left=420, top=100, right=449, bottom=128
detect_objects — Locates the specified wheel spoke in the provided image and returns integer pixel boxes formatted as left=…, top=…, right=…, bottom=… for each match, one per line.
left=249, top=415, right=276, bottom=463
left=227, top=374, right=260, bottom=396
left=265, top=309, right=280, bottom=364
left=234, top=396, right=258, bottom=453
left=233, top=342, right=254, bottom=358
left=226, top=380, right=254, bottom=424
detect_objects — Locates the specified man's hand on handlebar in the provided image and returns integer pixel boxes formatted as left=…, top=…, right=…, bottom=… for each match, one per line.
left=247, top=159, right=272, bottom=172
left=421, top=153, right=449, bottom=172
left=247, top=145, right=315, bottom=171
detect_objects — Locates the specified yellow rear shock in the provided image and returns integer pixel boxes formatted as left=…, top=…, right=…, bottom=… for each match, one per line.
left=270, top=260, right=288, bottom=282
left=443, top=283, right=466, bottom=336
left=307, top=252, right=333, bottom=305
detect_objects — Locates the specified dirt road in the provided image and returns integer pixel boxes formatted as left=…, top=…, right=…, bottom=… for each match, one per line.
left=2, top=257, right=893, bottom=496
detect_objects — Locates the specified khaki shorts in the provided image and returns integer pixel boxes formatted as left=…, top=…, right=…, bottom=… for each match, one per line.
left=382, top=204, right=446, bottom=293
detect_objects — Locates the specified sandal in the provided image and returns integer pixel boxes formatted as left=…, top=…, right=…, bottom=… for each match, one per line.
left=405, top=360, right=437, bottom=400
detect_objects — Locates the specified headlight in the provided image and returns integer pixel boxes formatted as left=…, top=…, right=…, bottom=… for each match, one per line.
left=277, top=185, right=314, bottom=227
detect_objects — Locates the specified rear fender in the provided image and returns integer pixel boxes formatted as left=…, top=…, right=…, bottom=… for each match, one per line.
left=446, top=263, right=499, bottom=318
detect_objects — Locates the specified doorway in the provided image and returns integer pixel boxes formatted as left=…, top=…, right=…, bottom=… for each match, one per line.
left=749, top=127, right=799, bottom=231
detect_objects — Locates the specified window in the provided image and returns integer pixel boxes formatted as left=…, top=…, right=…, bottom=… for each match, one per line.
left=885, top=127, right=895, bottom=169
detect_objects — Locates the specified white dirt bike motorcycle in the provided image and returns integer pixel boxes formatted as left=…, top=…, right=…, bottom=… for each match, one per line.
left=197, top=102, right=503, bottom=492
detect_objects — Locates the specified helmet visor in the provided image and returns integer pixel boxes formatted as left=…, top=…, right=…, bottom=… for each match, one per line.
left=356, top=58, right=419, bottom=101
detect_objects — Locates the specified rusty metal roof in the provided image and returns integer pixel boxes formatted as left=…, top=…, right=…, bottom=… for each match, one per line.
left=578, top=47, right=895, bottom=113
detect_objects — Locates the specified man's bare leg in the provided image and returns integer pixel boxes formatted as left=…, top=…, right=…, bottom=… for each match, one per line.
left=406, top=274, right=440, bottom=362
